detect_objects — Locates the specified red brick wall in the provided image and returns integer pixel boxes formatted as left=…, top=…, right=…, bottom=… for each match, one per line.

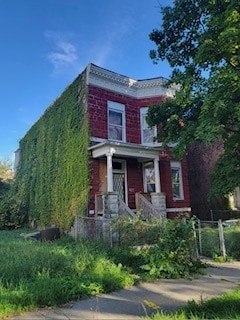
left=159, top=158, right=172, bottom=205
left=88, top=85, right=165, bottom=144
left=87, top=84, right=191, bottom=216
left=126, top=158, right=144, bottom=208
left=160, top=157, right=191, bottom=218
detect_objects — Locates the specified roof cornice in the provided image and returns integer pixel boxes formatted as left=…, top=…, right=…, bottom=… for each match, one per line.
left=86, top=64, right=177, bottom=99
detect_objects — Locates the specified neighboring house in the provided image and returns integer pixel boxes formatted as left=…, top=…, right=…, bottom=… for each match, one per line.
left=86, top=64, right=191, bottom=219
left=187, top=142, right=240, bottom=220
left=15, top=64, right=191, bottom=230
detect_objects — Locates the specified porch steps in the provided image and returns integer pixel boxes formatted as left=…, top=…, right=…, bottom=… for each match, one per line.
left=119, top=199, right=136, bottom=218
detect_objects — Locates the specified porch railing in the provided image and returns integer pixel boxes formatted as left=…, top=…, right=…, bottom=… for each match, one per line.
left=135, top=192, right=164, bottom=221
left=119, top=198, right=136, bottom=218
left=95, top=192, right=136, bottom=218
left=95, top=193, right=104, bottom=216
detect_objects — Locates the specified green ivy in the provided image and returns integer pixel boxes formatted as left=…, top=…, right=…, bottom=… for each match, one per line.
left=15, top=73, right=90, bottom=231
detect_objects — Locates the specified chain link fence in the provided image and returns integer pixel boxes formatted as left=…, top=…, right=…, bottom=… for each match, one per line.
left=71, top=215, right=240, bottom=260
left=195, top=219, right=240, bottom=260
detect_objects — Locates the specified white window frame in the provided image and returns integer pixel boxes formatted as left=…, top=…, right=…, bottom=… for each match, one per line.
left=108, top=101, right=126, bottom=142
left=171, top=161, right=184, bottom=200
left=112, top=159, right=128, bottom=205
left=143, top=162, right=156, bottom=193
left=140, top=108, right=157, bottom=146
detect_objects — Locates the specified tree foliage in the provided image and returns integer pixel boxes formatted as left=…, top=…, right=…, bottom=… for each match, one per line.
left=0, top=159, right=13, bottom=181
left=148, top=0, right=240, bottom=196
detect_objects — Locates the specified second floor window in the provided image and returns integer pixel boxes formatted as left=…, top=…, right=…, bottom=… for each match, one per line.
left=108, top=101, right=125, bottom=142
left=140, top=108, right=156, bottom=145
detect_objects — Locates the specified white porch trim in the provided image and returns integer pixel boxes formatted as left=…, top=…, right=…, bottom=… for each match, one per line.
left=154, top=158, right=161, bottom=193
left=89, top=140, right=161, bottom=161
left=166, top=207, right=191, bottom=213
left=106, top=149, right=114, bottom=192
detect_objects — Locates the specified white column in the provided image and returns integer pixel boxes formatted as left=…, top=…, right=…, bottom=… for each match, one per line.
left=154, top=158, right=161, bottom=193
left=107, top=148, right=115, bottom=192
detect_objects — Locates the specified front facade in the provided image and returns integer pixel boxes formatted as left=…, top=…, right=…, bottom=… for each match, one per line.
left=86, top=64, right=191, bottom=218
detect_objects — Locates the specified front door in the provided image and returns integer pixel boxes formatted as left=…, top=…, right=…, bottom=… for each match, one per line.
left=113, top=173, right=125, bottom=202
left=113, top=159, right=127, bottom=203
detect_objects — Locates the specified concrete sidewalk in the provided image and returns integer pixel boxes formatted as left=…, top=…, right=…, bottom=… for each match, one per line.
left=11, top=260, right=240, bottom=320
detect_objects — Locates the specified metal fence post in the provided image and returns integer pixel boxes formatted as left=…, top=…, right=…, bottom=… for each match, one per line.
left=210, top=209, right=213, bottom=221
left=192, top=221, right=199, bottom=258
left=218, top=219, right=226, bottom=260
left=198, top=219, right=202, bottom=256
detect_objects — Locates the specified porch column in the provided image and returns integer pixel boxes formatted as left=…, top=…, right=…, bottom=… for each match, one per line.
left=154, top=158, right=161, bottom=193
left=106, top=148, right=115, bottom=192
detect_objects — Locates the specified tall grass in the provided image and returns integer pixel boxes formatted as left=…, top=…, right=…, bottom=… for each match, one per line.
left=151, top=288, right=240, bottom=319
left=0, top=229, right=133, bottom=317
left=0, top=218, right=208, bottom=318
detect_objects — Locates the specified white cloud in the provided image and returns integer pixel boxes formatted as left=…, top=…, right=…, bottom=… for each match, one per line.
left=44, top=15, right=133, bottom=77
left=47, top=41, right=78, bottom=65
left=44, top=31, right=81, bottom=76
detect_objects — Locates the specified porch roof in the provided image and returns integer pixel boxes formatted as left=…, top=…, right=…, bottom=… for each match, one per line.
left=89, top=140, right=162, bottom=161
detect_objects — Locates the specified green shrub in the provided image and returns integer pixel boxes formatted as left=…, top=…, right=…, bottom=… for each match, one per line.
left=136, top=217, right=203, bottom=279
left=111, top=216, right=205, bottom=280
left=0, top=181, right=28, bottom=230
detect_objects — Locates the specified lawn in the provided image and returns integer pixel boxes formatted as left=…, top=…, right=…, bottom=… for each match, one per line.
left=3, top=217, right=238, bottom=319
left=0, top=218, right=205, bottom=318
left=151, top=288, right=240, bottom=319
left=0, top=229, right=133, bottom=317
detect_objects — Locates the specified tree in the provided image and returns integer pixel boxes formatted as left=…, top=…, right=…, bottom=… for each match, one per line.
left=0, top=160, right=26, bottom=229
left=147, top=0, right=240, bottom=197
left=0, top=159, right=13, bottom=181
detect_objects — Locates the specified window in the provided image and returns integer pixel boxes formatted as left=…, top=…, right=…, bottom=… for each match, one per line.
left=144, top=162, right=155, bottom=193
left=233, top=187, right=240, bottom=209
left=171, top=161, right=184, bottom=200
left=140, top=108, right=156, bottom=145
left=108, top=101, right=125, bottom=142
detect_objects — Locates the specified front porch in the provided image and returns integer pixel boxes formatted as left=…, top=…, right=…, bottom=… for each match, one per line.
left=89, top=140, right=191, bottom=220
left=89, top=140, right=166, bottom=219
left=94, top=191, right=167, bottom=221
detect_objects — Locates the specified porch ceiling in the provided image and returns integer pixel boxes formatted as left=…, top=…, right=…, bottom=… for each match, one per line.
left=89, top=140, right=162, bottom=161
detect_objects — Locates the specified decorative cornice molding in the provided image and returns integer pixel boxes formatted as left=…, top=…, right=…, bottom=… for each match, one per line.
left=87, top=64, right=177, bottom=98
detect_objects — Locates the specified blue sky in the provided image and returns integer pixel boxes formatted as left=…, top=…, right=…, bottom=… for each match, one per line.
left=0, top=0, right=173, bottom=163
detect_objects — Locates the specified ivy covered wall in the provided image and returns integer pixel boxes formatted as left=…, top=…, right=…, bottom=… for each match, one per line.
left=15, top=71, right=90, bottom=231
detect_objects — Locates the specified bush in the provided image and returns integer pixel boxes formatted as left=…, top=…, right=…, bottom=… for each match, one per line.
left=137, top=217, right=203, bottom=279
left=0, top=181, right=28, bottom=230
left=111, top=216, right=205, bottom=280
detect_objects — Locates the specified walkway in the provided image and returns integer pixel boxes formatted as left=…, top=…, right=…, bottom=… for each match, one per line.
left=11, top=260, right=240, bottom=320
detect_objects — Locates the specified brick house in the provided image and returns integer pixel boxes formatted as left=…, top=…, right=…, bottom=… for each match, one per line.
left=15, top=63, right=191, bottom=229
left=86, top=64, right=191, bottom=219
